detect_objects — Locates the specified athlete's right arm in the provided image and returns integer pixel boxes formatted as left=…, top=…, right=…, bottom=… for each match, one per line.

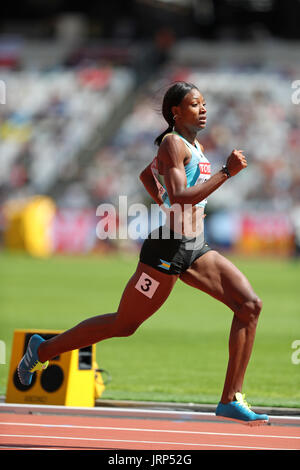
left=158, top=134, right=247, bottom=207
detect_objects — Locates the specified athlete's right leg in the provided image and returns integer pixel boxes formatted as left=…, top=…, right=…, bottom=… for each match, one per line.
left=37, top=262, right=178, bottom=363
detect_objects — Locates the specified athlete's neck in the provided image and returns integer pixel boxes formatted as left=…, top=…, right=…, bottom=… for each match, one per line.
left=173, top=126, right=198, bottom=146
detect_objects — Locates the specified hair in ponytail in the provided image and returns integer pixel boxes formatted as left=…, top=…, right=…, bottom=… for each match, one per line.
left=154, top=81, right=199, bottom=146
left=154, top=125, right=173, bottom=147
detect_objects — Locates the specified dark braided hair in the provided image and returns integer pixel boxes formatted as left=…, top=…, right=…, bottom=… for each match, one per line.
left=154, top=81, right=199, bottom=146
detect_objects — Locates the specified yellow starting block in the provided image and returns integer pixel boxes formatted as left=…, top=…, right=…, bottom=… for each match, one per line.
left=6, top=329, right=107, bottom=407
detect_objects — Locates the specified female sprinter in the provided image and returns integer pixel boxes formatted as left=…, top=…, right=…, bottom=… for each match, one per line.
left=18, top=82, right=268, bottom=425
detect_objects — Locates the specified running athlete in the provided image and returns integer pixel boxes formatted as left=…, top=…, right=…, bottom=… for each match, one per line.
left=18, top=82, right=269, bottom=425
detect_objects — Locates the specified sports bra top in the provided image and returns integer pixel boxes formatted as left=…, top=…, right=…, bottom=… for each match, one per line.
left=151, top=131, right=211, bottom=208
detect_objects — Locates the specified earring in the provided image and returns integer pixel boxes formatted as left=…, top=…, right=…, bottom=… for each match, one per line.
left=172, top=115, right=177, bottom=131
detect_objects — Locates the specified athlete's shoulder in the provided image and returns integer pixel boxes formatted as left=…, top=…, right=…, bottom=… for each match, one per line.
left=159, top=132, right=186, bottom=155
left=158, top=133, right=186, bottom=168
left=161, top=132, right=184, bottom=146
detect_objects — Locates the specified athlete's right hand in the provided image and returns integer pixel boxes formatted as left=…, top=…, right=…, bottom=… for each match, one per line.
left=226, top=149, right=247, bottom=177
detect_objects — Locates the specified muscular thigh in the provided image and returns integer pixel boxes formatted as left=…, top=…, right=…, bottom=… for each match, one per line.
left=179, top=250, right=256, bottom=311
left=116, top=261, right=179, bottom=329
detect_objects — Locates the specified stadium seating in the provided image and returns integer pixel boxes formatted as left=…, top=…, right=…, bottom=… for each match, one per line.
left=0, top=63, right=135, bottom=200
left=1, top=40, right=300, bottom=254
left=86, top=62, right=300, bottom=214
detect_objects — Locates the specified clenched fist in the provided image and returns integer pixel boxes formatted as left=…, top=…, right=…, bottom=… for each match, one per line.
left=226, top=149, right=247, bottom=177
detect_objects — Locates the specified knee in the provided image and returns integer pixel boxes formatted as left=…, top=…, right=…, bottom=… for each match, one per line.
left=239, top=296, right=263, bottom=324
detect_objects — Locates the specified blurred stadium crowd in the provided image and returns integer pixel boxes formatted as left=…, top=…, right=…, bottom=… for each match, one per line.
left=2, top=51, right=300, bottom=211
left=1, top=1, right=300, bottom=257
left=0, top=64, right=134, bottom=198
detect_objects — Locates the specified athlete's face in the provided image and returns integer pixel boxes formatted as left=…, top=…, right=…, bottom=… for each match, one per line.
left=173, top=89, right=207, bottom=131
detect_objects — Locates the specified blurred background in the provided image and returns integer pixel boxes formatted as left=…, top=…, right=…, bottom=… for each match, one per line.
left=1, top=0, right=300, bottom=256
left=0, top=0, right=300, bottom=406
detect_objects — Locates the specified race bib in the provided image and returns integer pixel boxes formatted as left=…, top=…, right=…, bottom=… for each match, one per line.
left=135, top=272, right=160, bottom=299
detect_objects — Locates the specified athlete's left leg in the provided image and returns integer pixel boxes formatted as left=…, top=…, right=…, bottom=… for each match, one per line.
left=18, top=262, right=179, bottom=386
left=37, top=261, right=178, bottom=362
left=179, top=250, right=262, bottom=404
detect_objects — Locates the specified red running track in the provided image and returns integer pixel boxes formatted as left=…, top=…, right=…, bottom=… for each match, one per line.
left=0, top=406, right=299, bottom=450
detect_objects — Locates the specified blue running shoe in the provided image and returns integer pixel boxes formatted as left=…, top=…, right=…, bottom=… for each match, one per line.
left=17, top=334, right=49, bottom=386
left=216, top=393, right=269, bottom=426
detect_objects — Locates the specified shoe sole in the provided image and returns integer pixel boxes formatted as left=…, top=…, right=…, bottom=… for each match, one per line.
left=216, top=415, right=269, bottom=426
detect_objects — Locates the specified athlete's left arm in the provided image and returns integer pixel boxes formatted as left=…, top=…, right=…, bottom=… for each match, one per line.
left=139, top=163, right=164, bottom=206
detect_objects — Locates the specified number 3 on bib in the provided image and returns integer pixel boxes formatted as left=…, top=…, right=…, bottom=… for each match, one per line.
left=135, top=272, right=160, bottom=299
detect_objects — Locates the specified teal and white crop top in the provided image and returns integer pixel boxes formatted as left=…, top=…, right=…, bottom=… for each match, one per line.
left=151, top=131, right=211, bottom=208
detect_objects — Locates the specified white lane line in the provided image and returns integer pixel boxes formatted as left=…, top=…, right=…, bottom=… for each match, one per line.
left=1, top=403, right=299, bottom=426
left=0, top=434, right=297, bottom=450
left=0, top=421, right=299, bottom=441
